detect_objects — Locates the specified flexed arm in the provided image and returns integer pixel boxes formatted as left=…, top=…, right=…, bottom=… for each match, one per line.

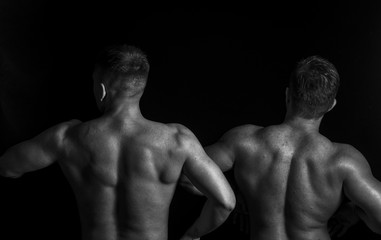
left=179, top=127, right=239, bottom=195
left=179, top=139, right=234, bottom=196
left=178, top=127, right=236, bottom=240
left=341, top=145, right=381, bottom=234
left=0, top=120, right=78, bottom=178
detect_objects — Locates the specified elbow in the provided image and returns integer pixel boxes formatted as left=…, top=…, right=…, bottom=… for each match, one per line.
left=221, top=193, right=236, bottom=213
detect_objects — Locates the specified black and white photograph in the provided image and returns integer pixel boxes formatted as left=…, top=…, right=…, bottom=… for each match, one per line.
left=1, top=2, right=381, bottom=240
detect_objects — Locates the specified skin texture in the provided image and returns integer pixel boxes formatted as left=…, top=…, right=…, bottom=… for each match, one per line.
left=202, top=95, right=381, bottom=240
left=0, top=73, right=235, bottom=240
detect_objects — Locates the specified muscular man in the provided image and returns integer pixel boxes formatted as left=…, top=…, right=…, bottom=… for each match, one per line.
left=201, top=56, right=381, bottom=239
left=0, top=45, right=235, bottom=240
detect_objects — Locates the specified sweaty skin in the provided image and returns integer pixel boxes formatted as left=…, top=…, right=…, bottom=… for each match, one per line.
left=205, top=122, right=381, bottom=240
left=0, top=114, right=235, bottom=240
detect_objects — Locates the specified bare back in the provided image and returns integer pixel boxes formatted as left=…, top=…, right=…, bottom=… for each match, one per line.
left=0, top=114, right=235, bottom=240
left=234, top=124, right=345, bottom=240
left=58, top=118, right=186, bottom=240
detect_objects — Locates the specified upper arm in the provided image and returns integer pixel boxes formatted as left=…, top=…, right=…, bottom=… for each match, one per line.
left=179, top=127, right=235, bottom=209
left=341, top=145, right=381, bottom=221
left=205, top=127, right=241, bottom=172
left=0, top=120, right=79, bottom=178
left=206, top=125, right=260, bottom=172
left=205, top=140, right=235, bottom=173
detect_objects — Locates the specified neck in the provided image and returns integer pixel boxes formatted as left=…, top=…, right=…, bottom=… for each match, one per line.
left=283, top=112, right=322, bottom=133
left=103, top=97, right=143, bottom=120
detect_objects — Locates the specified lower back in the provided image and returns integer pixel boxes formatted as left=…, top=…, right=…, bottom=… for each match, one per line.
left=82, top=223, right=168, bottom=240
left=250, top=227, right=330, bottom=240
left=74, top=179, right=173, bottom=240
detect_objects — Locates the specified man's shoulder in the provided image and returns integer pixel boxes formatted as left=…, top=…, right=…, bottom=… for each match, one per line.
left=166, top=123, right=191, bottom=134
left=220, top=124, right=263, bottom=143
left=230, top=124, right=263, bottom=133
left=52, top=119, right=82, bottom=138
left=164, top=123, right=205, bottom=154
left=42, top=119, right=82, bottom=139
left=30, top=119, right=83, bottom=156
left=167, top=122, right=205, bottom=138
left=332, top=142, right=364, bottom=160
left=331, top=142, right=370, bottom=175
left=58, top=119, right=83, bottom=130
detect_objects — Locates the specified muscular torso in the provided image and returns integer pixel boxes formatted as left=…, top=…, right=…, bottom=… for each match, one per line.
left=234, top=124, right=345, bottom=240
left=57, top=118, right=186, bottom=240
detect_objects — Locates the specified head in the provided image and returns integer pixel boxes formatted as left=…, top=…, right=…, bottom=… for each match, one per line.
left=286, top=55, right=340, bottom=119
left=93, top=45, right=150, bottom=110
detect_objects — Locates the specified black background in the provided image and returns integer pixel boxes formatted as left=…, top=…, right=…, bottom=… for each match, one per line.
left=1, top=1, right=381, bottom=239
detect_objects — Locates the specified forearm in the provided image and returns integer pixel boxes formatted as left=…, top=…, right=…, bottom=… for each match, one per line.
left=183, top=199, right=232, bottom=238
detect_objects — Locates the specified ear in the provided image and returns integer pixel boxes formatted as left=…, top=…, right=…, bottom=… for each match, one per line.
left=328, top=99, right=337, bottom=112
left=100, top=83, right=107, bottom=102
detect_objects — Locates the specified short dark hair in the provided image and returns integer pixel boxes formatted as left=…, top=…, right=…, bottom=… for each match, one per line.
left=94, top=44, right=150, bottom=96
left=289, top=56, right=340, bottom=119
